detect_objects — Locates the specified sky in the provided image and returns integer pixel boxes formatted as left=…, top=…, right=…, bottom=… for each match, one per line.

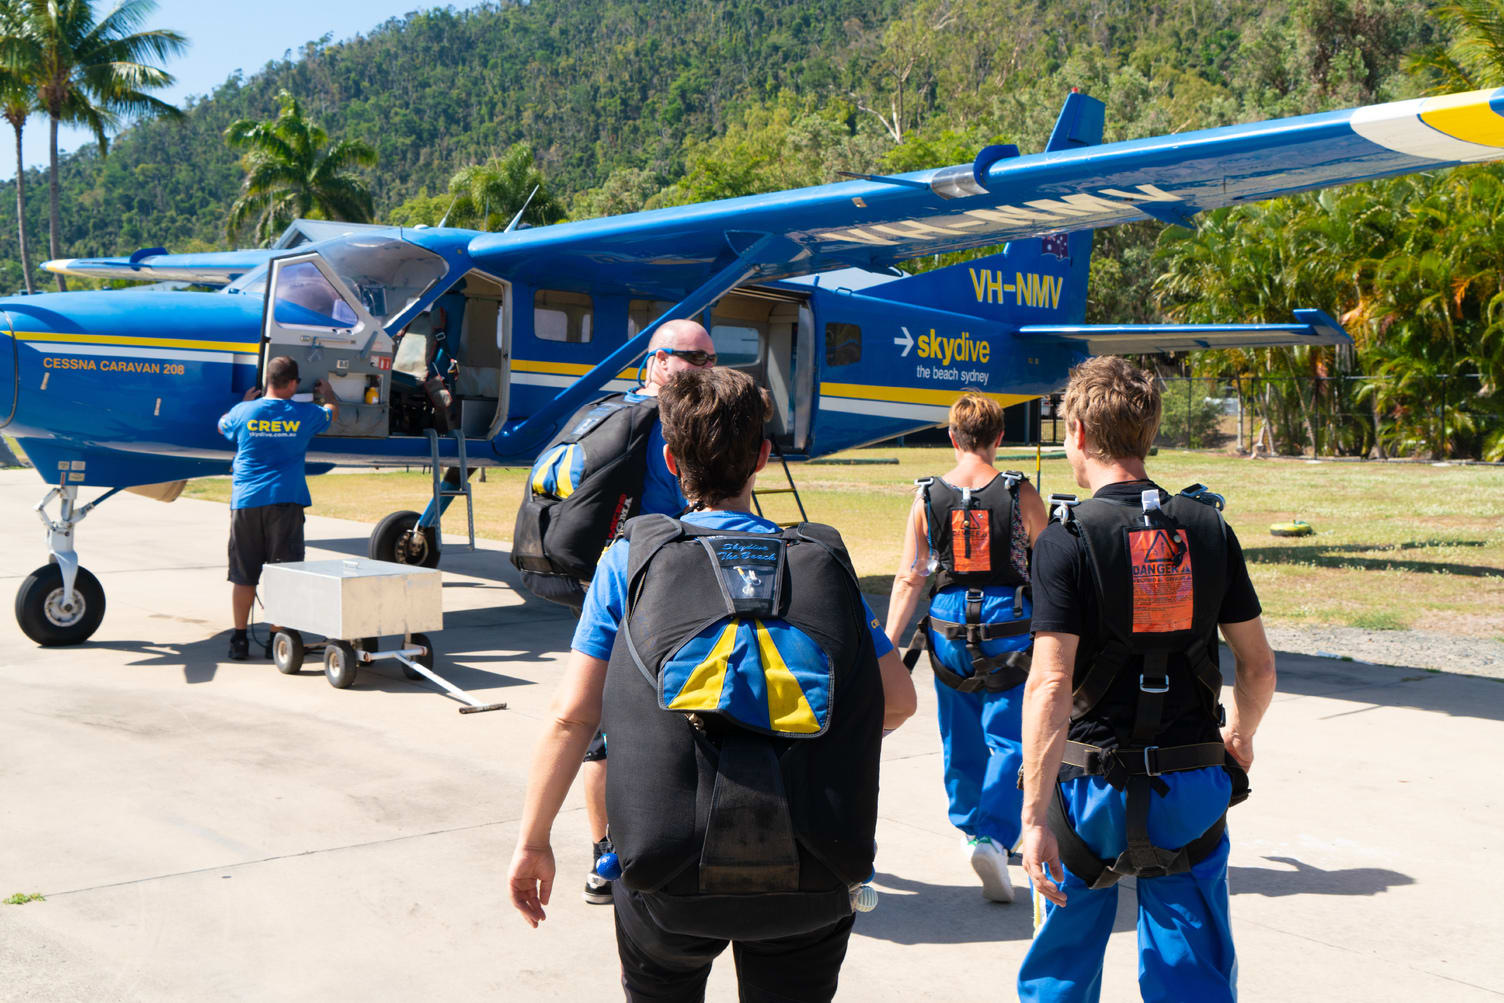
left=2, top=0, right=488, bottom=179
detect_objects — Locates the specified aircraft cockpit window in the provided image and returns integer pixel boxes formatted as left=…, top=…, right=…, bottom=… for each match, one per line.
left=535, top=289, right=594, bottom=343
left=825, top=322, right=862, bottom=367
left=272, top=261, right=358, bottom=329
left=317, top=236, right=447, bottom=329
left=710, top=324, right=762, bottom=367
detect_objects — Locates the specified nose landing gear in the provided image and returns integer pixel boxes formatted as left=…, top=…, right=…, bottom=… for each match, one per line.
left=14, top=484, right=115, bottom=645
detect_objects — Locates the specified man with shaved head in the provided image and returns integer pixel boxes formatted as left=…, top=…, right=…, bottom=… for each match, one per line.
left=576, top=316, right=716, bottom=907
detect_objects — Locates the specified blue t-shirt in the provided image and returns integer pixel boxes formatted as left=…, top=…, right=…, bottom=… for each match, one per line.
left=625, top=392, right=688, bottom=517
left=218, top=397, right=333, bottom=509
left=572, top=509, right=894, bottom=662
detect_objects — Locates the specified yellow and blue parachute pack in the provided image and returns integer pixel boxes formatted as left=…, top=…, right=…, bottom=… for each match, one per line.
left=602, top=515, right=883, bottom=938
left=510, top=394, right=661, bottom=593
left=650, top=536, right=833, bottom=736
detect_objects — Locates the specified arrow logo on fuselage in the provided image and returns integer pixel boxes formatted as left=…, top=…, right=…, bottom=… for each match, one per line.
left=895, top=326, right=914, bottom=357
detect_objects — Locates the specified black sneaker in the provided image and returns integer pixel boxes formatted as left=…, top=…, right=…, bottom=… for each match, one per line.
left=228, top=634, right=249, bottom=661
left=584, top=872, right=613, bottom=905
left=262, top=638, right=275, bottom=660
left=585, top=837, right=613, bottom=905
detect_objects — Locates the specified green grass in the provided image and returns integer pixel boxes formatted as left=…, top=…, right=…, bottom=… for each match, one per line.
left=1349, top=611, right=1411, bottom=631
left=4, top=892, right=44, bottom=905
left=183, top=447, right=1504, bottom=636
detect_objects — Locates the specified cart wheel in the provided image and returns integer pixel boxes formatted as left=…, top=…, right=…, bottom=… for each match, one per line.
left=324, top=641, right=358, bottom=689
left=273, top=629, right=305, bottom=675
left=402, top=632, right=435, bottom=680
left=356, top=637, right=380, bottom=663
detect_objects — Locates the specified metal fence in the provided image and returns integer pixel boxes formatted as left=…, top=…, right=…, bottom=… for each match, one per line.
left=1036, top=374, right=1503, bottom=461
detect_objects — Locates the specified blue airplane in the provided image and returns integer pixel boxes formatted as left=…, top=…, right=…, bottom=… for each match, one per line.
left=4, top=88, right=1502, bottom=645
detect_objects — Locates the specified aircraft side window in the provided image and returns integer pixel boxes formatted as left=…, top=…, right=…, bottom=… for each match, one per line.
left=627, top=299, right=676, bottom=339
left=825, top=322, right=862, bottom=367
left=535, top=289, right=593, bottom=343
left=273, top=261, right=357, bottom=330
left=710, top=324, right=761, bottom=367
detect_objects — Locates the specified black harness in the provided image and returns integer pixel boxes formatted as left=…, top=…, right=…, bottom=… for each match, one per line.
left=1047, top=484, right=1250, bottom=889
left=901, top=472, right=1032, bottom=692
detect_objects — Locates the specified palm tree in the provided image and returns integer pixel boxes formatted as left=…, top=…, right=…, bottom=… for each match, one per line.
left=23, top=0, right=186, bottom=290
left=1409, top=0, right=1504, bottom=92
left=444, top=143, right=563, bottom=231
left=0, top=0, right=38, bottom=293
left=224, top=90, right=377, bottom=245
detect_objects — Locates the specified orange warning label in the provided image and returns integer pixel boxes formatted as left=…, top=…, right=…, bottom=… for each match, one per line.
left=950, top=510, right=992, bottom=573
left=1129, top=528, right=1192, bottom=633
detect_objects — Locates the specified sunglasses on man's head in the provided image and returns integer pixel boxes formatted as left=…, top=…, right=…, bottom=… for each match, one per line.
left=659, top=348, right=717, bottom=366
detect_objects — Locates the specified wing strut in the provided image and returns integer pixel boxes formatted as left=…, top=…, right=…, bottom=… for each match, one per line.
left=489, top=234, right=796, bottom=459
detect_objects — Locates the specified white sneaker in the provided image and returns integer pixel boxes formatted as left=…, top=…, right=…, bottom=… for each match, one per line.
left=967, top=836, right=1015, bottom=903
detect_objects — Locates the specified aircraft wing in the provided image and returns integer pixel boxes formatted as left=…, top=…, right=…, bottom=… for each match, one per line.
left=467, top=88, right=1504, bottom=297
left=42, top=248, right=279, bottom=286
left=1020, top=309, right=1350, bottom=356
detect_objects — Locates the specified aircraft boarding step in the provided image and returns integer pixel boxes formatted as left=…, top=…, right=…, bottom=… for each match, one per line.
left=751, top=447, right=808, bottom=528
left=426, top=428, right=476, bottom=552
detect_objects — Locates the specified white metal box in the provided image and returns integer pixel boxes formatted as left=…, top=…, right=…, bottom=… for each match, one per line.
left=259, top=558, right=443, bottom=640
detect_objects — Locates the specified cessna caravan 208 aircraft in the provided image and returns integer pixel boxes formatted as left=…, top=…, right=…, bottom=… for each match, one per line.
left=4, top=88, right=1503, bottom=644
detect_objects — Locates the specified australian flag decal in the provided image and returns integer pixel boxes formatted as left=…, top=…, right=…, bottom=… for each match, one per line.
left=1041, top=233, right=1069, bottom=260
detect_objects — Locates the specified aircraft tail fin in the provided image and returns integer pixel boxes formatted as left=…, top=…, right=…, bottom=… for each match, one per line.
left=864, top=92, right=1103, bottom=327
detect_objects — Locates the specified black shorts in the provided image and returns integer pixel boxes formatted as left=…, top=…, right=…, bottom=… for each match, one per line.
left=613, top=886, right=853, bottom=1002
left=228, top=503, right=306, bottom=586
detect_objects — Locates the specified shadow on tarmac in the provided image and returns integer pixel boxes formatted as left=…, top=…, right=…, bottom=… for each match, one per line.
left=1228, top=856, right=1415, bottom=897
left=856, top=870, right=1136, bottom=944
left=1256, top=652, right=1504, bottom=724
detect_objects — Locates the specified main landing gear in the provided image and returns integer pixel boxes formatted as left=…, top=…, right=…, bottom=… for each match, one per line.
left=15, top=484, right=115, bottom=646
left=368, top=428, right=474, bottom=569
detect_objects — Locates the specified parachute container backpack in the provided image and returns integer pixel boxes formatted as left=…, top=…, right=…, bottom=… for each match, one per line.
left=1048, top=485, right=1251, bottom=889
left=601, top=514, right=884, bottom=940
left=511, top=394, right=662, bottom=603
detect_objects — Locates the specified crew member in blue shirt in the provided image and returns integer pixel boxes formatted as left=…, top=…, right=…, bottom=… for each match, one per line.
left=217, top=356, right=340, bottom=660
left=580, top=316, right=716, bottom=905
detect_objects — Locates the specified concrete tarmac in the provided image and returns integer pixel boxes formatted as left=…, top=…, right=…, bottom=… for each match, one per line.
left=0, top=469, right=1499, bottom=1001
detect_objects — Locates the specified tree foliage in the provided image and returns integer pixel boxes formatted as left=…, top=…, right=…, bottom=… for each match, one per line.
left=225, top=89, right=376, bottom=244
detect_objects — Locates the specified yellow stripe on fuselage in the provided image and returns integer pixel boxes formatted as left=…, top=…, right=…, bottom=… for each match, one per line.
left=820, top=381, right=1035, bottom=409
left=15, top=331, right=262, bottom=354
left=512, top=358, right=640, bottom=381
left=1420, top=92, right=1504, bottom=148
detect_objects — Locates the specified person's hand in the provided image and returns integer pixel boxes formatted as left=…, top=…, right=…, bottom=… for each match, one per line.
left=243, top=385, right=262, bottom=402
left=313, top=378, right=332, bottom=401
left=1021, top=822, right=1067, bottom=908
left=1222, top=725, right=1254, bottom=771
left=508, top=842, right=556, bottom=927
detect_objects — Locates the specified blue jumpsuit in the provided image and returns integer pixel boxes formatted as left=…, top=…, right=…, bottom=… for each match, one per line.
left=1018, top=768, right=1236, bottom=1003
left=927, top=585, right=1031, bottom=850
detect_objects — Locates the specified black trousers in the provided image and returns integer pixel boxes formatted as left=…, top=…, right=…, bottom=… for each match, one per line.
left=613, top=887, right=854, bottom=1003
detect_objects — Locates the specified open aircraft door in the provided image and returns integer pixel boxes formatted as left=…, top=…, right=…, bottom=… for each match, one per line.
left=707, top=287, right=813, bottom=454
left=260, top=234, right=449, bottom=438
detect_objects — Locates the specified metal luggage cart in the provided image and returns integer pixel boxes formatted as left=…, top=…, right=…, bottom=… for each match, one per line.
left=259, top=557, right=505, bottom=714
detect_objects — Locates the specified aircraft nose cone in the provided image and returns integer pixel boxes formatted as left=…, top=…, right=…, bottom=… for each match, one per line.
left=0, top=310, right=15, bottom=428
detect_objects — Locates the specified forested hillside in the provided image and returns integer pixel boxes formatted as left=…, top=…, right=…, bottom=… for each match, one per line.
left=5, top=0, right=1498, bottom=458
left=0, top=0, right=1434, bottom=285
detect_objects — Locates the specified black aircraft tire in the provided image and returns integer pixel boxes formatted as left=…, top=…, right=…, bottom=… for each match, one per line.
left=369, top=511, right=440, bottom=568
left=324, top=641, right=359, bottom=690
left=402, top=632, right=435, bottom=680
left=15, top=564, right=105, bottom=646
